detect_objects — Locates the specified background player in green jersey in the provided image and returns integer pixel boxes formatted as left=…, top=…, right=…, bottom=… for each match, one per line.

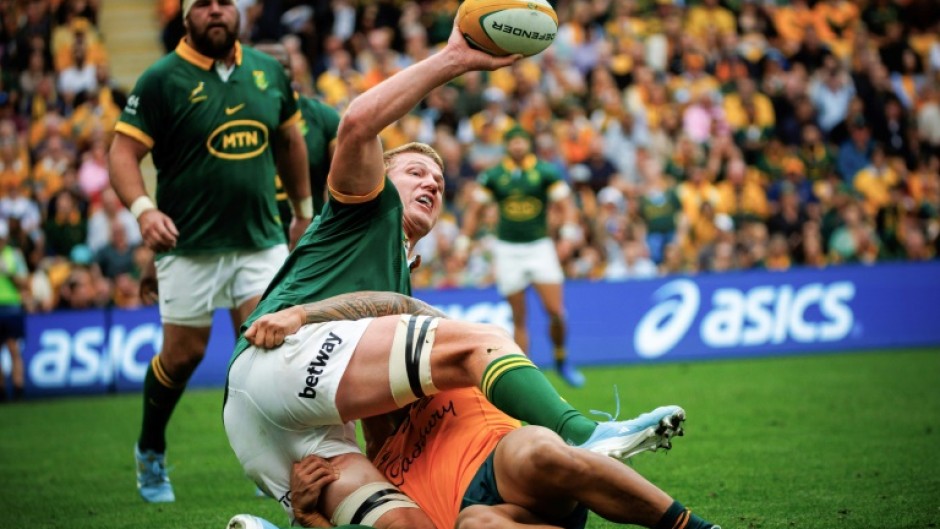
left=108, top=0, right=312, bottom=503
left=255, top=41, right=340, bottom=235
left=458, top=125, right=587, bottom=388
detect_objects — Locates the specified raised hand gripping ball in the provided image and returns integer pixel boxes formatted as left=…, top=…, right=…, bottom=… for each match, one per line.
left=456, top=0, right=558, bottom=57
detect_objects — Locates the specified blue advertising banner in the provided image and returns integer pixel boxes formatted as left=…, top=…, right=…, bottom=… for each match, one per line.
left=22, top=307, right=235, bottom=397
left=418, top=261, right=940, bottom=366
left=16, top=261, right=940, bottom=398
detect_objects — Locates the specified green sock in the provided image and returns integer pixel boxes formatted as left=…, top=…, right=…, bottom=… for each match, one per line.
left=138, top=356, right=185, bottom=454
left=481, top=355, right=596, bottom=445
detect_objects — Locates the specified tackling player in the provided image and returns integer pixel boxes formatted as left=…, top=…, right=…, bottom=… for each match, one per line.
left=255, top=41, right=341, bottom=232
left=293, top=388, right=720, bottom=529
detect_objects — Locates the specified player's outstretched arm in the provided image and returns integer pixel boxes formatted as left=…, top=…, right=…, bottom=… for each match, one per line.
left=327, top=22, right=521, bottom=199
left=244, top=291, right=447, bottom=349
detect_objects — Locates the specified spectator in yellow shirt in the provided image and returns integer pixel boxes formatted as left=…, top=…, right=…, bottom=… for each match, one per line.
left=677, top=165, right=720, bottom=226
left=685, top=0, right=736, bottom=44
left=724, top=78, right=776, bottom=130
left=854, top=145, right=900, bottom=218
left=716, top=157, right=769, bottom=226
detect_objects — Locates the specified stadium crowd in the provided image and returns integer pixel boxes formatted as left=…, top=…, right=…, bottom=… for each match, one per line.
left=0, top=0, right=939, bottom=313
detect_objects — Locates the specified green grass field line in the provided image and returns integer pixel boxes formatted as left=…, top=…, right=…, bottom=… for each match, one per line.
left=1, top=348, right=938, bottom=529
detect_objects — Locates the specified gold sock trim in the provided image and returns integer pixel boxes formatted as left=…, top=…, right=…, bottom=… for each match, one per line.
left=671, top=510, right=690, bottom=529
left=151, top=356, right=183, bottom=390
left=481, top=355, right=534, bottom=399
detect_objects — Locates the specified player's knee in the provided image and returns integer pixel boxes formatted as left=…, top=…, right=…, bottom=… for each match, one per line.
left=485, top=323, right=514, bottom=344
left=471, top=325, right=521, bottom=359
left=160, top=345, right=206, bottom=381
left=456, top=506, right=503, bottom=529
left=516, top=428, right=589, bottom=483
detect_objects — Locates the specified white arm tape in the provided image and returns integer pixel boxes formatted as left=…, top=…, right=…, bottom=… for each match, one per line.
left=331, top=482, right=418, bottom=527
left=389, top=315, right=440, bottom=408
left=289, top=196, right=315, bottom=219
left=548, top=181, right=571, bottom=201
left=130, top=196, right=156, bottom=219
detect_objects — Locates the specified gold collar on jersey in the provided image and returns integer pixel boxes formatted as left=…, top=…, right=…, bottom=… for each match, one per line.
left=501, top=154, right=538, bottom=173
left=176, top=38, right=243, bottom=70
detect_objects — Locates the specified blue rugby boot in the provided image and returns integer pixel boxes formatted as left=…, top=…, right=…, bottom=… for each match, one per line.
left=557, top=363, right=586, bottom=388
left=135, top=445, right=175, bottom=503
left=578, top=405, right=686, bottom=460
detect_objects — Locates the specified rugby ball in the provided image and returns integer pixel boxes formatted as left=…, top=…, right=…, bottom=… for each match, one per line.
left=456, top=0, right=558, bottom=57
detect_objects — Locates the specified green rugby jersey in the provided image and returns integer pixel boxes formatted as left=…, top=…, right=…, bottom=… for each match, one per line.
left=639, top=189, right=682, bottom=234
left=115, top=39, right=300, bottom=255
left=478, top=154, right=565, bottom=243
left=275, top=95, right=340, bottom=221
left=232, top=177, right=410, bottom=358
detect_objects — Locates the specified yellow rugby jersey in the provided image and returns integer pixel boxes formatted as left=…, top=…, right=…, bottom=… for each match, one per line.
left=373, top=388, right=520, bottom=529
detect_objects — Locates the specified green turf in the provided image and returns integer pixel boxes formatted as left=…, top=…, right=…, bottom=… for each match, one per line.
left=1, top=348, right=938, bottom=529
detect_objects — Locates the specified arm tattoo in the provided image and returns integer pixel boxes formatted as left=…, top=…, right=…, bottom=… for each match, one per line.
left=301, top=291, right=448, bottom=324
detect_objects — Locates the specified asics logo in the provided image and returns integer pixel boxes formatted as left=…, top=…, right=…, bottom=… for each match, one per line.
left=634, top=280, right=699, bottom=359
left=634, top=279, right=857, bottom=358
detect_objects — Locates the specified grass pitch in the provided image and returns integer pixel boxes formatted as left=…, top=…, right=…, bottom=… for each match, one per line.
left=1, top=348, right=938, bottom=529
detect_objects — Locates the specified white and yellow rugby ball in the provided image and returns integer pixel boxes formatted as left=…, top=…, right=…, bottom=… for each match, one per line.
left=456, top=0, right=558, bottom=57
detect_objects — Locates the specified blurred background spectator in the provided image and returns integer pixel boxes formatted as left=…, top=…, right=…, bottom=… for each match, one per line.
left=0, top=0, right=934, bottom=311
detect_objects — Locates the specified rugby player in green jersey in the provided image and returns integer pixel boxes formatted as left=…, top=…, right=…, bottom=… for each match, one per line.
left=458, top=125, right=587, bottom=388
left=255, top=41, right=341, bottom=236
left=108, top=0, right=312, bottom=503
left=223, top=22, right=685, bottom=529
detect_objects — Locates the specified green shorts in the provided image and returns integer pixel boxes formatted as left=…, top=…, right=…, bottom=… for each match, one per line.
left=460, top=448, right=589, bottom=529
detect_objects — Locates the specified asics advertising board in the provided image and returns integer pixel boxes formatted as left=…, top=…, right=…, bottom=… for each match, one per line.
left=22, top=308, right=234, bottom=397
left=419, top=262, right=940, bottom=366
left=15, top=262, right=940, bottom=397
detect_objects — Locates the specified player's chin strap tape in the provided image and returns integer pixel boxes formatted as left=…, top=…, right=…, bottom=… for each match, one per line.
left=330, top=482, right=419, bottom=527
left=389, top=315, right=441, bottom=408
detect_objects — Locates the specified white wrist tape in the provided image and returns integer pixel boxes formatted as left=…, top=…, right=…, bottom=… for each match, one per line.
left=454, top=234, right=471, bottom=254
left=290, top=196, right=315, bottom=219
left=130, top=196, right=157, bottom=219
left=560, top=222, right=581, bottom=241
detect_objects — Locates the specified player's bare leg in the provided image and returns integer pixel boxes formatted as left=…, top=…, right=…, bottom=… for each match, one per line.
left=5, top=337, right=24, bottom=400
left=457, top=504, right=563, bottom=529
left=136, top=323, right=211, bottom=502
left=230, top=295, right=263, bottom=338
left=532, top=281, right=584, bottom=387
left=493, top=426, right=719, bottom=528
left=335, top=316, right=524, bottom=421
left=315, top=453, right=436, bottom=529
left=335, top=315, right=681, bottom=459
left=505, top=289, right=529, bottom=353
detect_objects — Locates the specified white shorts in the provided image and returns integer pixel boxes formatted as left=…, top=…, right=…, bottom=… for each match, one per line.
left=493, top=238, right=564, bottom=296
left=223, top=318, right=373, bottom=510
left=156, top=245, right=288, bottom=326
